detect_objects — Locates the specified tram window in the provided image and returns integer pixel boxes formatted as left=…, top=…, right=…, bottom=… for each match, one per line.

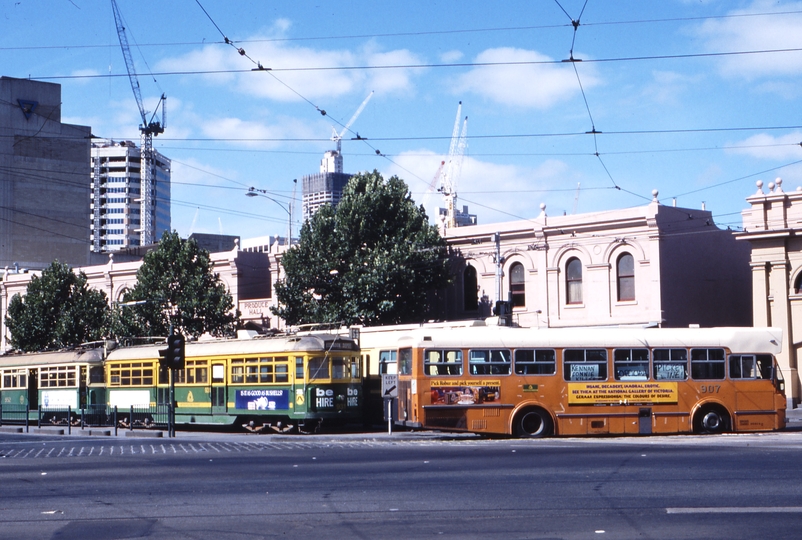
left=690, top=348, right=726, bottom=380
left=231, top=359, right=244, bottom=383
left=563, top=349, right=607, bottom=381
left=424, top=349, right=463, bottom=376
left=276, top=357, right=289, bottom=383
left=89, top=366, right=105, bottom=384
left=108, top=362, right=153, bottom=386
left=40, top=366, right=77, bottom=388
left=469, top=349, right=511, bottom=375
left=245, top=358, right=259, bottom=384
left=296, top=357, right=304, bottom=380
left=380, top=350, right=397, bottom=375
left=259, top=364, right=273, bottom=383
left=2, top=369, right=26, bottom=388
left=729, top=355, right=762, bottom=379
left=614, top=348, right=649, bottom=381
left=514, top=349, right=556, bottom=375
left=212, top=364, right=225, bottom=383
left=398, top=348, right=412, bottom=375
left=653, top=348, right=688, bottom=380
left=309, top=357, right=330, bottom=380
left=332, top=357, right=346, bottom=379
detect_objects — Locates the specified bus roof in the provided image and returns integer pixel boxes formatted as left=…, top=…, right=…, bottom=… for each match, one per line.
left=363, top=325, right=783, bottom=355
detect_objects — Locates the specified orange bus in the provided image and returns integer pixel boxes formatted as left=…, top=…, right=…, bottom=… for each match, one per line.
left=378, top=323, right=786, bottom=437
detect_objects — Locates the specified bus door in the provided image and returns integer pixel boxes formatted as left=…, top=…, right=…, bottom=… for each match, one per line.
left=211, top=363, right=227, bottom=414
left=730, top=354, right=780, bottom=429
left=27, top=369, right=38, bottom=408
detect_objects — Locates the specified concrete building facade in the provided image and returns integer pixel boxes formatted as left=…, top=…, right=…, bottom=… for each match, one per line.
left=90, top=138, right=170, bottom=252
left=739, top=177, right=802, bottom=408
left=438, top=194, right=753, bottom=331
left=0, top=242, right=276, bottom=352
left=0, top=76, right=92, bottom=270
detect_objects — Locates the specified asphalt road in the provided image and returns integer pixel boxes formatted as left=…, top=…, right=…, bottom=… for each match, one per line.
left=1, top=426, right=802, bottom=540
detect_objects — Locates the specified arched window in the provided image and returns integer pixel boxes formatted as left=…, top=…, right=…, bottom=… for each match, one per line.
left=464, top=266, right=478, bottom=311
left=616, top=253, right=635, bottom=301
left=795, top=272, right=802, bottom=295
left=566, top=257, right=583, bottom=305
left=510, top=262, right=525, bottom=308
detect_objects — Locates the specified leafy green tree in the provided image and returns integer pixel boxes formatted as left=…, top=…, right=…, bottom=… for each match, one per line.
left=273, top=170, right=452, bottom=326
left=117, top=231, right=237, bottom=339
left=5, top=261, right=111, bottom=352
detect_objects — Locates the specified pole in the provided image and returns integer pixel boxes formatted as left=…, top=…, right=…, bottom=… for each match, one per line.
left=386, top=399, right=392, bottom=435
left=169, top=368, right=175, bottom=438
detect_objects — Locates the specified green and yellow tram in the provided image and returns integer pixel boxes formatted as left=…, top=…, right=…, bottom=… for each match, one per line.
left=104, top=332, right=362, bottom=432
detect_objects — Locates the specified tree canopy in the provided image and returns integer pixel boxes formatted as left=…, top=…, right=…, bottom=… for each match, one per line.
left=5, top=261, right=111, bottom=352
left=273, top=170, right=452, bottom=326
left=116, top=231, right=237, bottom=339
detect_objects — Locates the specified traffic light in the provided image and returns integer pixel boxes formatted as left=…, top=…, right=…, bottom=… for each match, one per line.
left=158, top=334, right=185, bottom=369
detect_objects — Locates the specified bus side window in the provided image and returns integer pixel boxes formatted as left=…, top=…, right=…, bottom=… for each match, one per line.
left=729, top=355, right=758, bottom=379
left=563, top=349, right=607, bottom=381
left=614, top=348, right=649, bottom=381
left=756, top=355, right=774, bottom=380
left=691, top=348, right=726, bottom=380
left=653, top=348, right=687, bottom=380
left=469, top=349, right=511, bottom=375
left=514, top=349, right=556, bottom=375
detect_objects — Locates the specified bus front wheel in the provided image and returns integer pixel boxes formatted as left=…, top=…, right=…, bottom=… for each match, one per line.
left=693, top=406, right=730, bottom=434
left=514, top=408, right=553, bottom=438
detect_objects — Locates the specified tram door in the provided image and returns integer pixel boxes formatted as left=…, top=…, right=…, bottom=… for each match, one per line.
left=27, top=369, right=38, bottom=408
left=211, top=363, right=227, bottom=414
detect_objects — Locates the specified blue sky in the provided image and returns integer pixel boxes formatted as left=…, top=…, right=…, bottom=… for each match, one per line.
left=5, top=0, right=802, bottom=238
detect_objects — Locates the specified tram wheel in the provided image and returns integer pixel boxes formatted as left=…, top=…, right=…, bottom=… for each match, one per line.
left=693, top=406, right=730, bottom=434
left=514, top=408, right=553, bottom=438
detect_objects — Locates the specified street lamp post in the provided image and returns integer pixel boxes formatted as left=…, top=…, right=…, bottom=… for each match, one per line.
left=246, top=185, right=294, bottom=247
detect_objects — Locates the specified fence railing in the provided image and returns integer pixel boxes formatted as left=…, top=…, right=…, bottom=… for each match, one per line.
left=0, top=404, right=31, bottom=431
left=1, top=404, right=174, bottom=436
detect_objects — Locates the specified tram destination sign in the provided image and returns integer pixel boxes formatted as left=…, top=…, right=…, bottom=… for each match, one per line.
left=568, top=382, right=678, bottom=405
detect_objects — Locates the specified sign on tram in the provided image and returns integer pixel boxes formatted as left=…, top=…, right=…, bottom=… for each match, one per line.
left=382, top=374, right=398, bottom=398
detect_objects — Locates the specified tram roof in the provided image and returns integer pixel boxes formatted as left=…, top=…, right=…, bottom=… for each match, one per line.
left=0, top=346, right=106, bottom=367
left=105, top=332, right=358, bottom=361
left=362, top=325, right=783, bottom=355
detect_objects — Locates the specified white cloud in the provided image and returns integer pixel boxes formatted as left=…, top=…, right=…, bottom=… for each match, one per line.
left=440, top=50, right=464, bottom=63
left=382, top=150, right=574, bottom=224
left=728, top=131, right=802, bottom=160
left=693, top=1, right=802, bottom=79
left=641, top=70, right=701, bottom=105
left=157, top=31, right=427, bottom=102
left=455, top=47, right=599, bottom=109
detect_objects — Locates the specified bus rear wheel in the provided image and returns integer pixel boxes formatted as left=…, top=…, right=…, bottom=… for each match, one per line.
left=693, top=406, right=730, bottom=434
left=514, top=408, right=553, bottom=438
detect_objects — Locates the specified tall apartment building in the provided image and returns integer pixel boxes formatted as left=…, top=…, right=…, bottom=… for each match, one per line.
left=90, top=138, right=171, bottom=252
left=0, top=76, right=92, bottom=270
left=301, top=150, right=352, bottom=221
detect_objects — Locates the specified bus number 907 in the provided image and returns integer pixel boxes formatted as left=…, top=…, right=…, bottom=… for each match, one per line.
left=699, top=385, right=721, bottom=394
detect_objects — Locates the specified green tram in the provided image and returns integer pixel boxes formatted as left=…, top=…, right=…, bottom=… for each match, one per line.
left=0, top=346, right=106, bottom=418
left=104, top=332, right=362, bottom=432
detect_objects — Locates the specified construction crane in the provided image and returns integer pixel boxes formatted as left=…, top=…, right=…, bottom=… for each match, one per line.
left=111, top=0, right=166, bottom=246
left=330, top=91, right=373, bottom=167
left=439, top=102, right=468, bottom=229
